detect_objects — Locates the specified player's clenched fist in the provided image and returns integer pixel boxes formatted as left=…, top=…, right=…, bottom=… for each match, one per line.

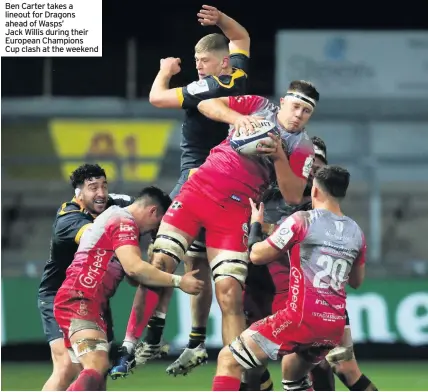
left=160, top=57, right=181, bottom=76
left=179, top=269, right=205, bottom=295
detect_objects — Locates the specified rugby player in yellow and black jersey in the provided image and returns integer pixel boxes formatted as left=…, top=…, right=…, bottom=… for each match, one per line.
left=110, top=4, right=252, bottom=381
left=37, top=163, right=134, bottom=391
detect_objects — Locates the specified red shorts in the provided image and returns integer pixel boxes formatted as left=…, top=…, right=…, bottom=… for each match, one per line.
left=248, top=307, right=345, bottom=363
left=163, top=186, right=250, bottom=251
left=53, top=289, right=107, bottom=349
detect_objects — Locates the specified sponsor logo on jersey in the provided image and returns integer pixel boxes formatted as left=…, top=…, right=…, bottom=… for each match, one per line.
left=187, top=80, right=210, bottom=95
left=78, top=249, right=107, bottom=289
left=289, top=266, right=302, bottom=312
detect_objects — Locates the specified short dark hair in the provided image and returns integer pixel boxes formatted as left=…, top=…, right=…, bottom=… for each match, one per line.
left=311, top=136, right=328, bottom=164
left=315, top=165, right=350, bottom=199
left=195, top=33, right=229, bottom=54
left=70, top=164, right=106, bottom=189
left=288, top=80, right=320, bottom=103
left=136, top=186, right=172, bottom=214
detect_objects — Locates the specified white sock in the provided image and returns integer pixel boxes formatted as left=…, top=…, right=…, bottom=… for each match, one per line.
left=122, top=340, right=136, bottom=355
left=154, top=311, right=166, bottom=319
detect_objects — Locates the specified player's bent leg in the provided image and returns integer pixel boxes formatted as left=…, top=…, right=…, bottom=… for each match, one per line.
left=166, top=250, right=211, bottom=376
left=213, top=331, right=267, bottom=391
left=310, top=359, right=335, bottom=391
left=281, top=353, right=315, bottom=391
left=66, top=328, right=110, bottom=391
left=42, top=338, right=81, bottom=391
left=327, top=326, right=378, bottom=391
left=208, top=247, right=248, bottom=345
left=135, top=222, right=197, bottom=365
left=241, top=288, right=274, bottom=391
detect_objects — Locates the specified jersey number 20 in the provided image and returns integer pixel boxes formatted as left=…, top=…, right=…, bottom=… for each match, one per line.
left=313, top=255, right=348, bottom=291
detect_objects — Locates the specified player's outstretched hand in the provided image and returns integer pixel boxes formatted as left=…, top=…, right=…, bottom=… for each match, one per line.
left=249, top=198, right=264, bottom=225
left=160, top=57, right=181, bottom=76
left=180, top=270, right=205, bottom=295
left=197, top=5, right=222, bottom=26
left=234, top=115, right=264, bottom=136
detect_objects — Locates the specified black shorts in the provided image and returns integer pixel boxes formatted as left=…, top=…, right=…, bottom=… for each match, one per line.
left=38, top=295, right=114, bottom=344
left=345, top=308, right=350, bottom=326
left=170, top=168, right=205, bottom=245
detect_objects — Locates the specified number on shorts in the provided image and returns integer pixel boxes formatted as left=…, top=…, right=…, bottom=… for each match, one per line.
left=313, top=255, right=348, bottom=291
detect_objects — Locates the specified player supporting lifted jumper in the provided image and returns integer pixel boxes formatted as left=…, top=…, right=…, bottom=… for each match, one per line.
left=111, top=4, right=251, bottom=378
left=38, top=164, right=135, bottom=391
left=53, top=187, right=204, bottom=391
left=212, top=166, right=366, bottom=391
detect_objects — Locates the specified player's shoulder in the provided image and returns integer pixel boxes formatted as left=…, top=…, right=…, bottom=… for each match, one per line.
left=210, top=68, right=247, bottom=92
left=57, top=199, right=83, bottom=216
left=54, top=201, right=93, bottom=236
left=296, top=131, right=314, bottom=147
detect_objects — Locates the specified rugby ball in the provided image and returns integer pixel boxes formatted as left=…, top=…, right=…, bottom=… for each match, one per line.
left=230, top=120, right=278, bottom=156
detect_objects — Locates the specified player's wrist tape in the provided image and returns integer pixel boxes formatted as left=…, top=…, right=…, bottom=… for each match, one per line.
left=171, top=275, right=182, bottom=288
left=248, top=222, right=263, bottom=251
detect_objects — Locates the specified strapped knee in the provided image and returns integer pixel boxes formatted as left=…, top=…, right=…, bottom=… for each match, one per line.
left=229, top=336, right=262, bottom=370
left=326, top=345, right=355, bottom=365
left=152, top=231, right=189, bottom=265
left=210, top=251, right=248, bottom=286
left=282, top=375, right=312, bottom=391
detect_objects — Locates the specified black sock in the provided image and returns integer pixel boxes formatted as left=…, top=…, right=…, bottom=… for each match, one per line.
left=145, top=316, right=165, bottom=345
left=260, top=369, right=274, bottom=391
left=188, top=326, right=206, bottom=349
left=348, top=374, right=378, bottom=391
left=311, top=363, right=335, bottom=391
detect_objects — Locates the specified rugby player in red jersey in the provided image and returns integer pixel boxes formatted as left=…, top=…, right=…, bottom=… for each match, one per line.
left=53, top=187, right=204, bottom=391
left=139, top=80, right=318, bottom=377
left=212, top=165, right=366, bottom=391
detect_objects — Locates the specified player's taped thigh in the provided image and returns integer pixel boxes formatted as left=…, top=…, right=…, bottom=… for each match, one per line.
left=209, top=250, right=248, bottom=286
left=282, top=375, right=312, bottom=391
left=325, top=327, right=355, bottom=364
left=186, top=240, right=207, bottom=258
left=71, top=338, right=109, bottom=359
left=229, top=335, right=263, bottom=370
left=152, top=230, right=189, bottom=265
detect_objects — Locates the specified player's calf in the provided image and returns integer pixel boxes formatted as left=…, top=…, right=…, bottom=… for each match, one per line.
left=213, top=332, right=267, bottom=391
left=43, top=338, right=81, bottom=391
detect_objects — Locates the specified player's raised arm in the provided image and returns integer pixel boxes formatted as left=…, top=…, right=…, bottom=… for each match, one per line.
left=149, top=57, right=183, bottom=109
left=248, top=199, right=301, bottom=264
left=115, top=244, right=204, bottom=295
left=198, top=95, right=267, bottom=134
left=197, top=5, right=250, bottom=56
